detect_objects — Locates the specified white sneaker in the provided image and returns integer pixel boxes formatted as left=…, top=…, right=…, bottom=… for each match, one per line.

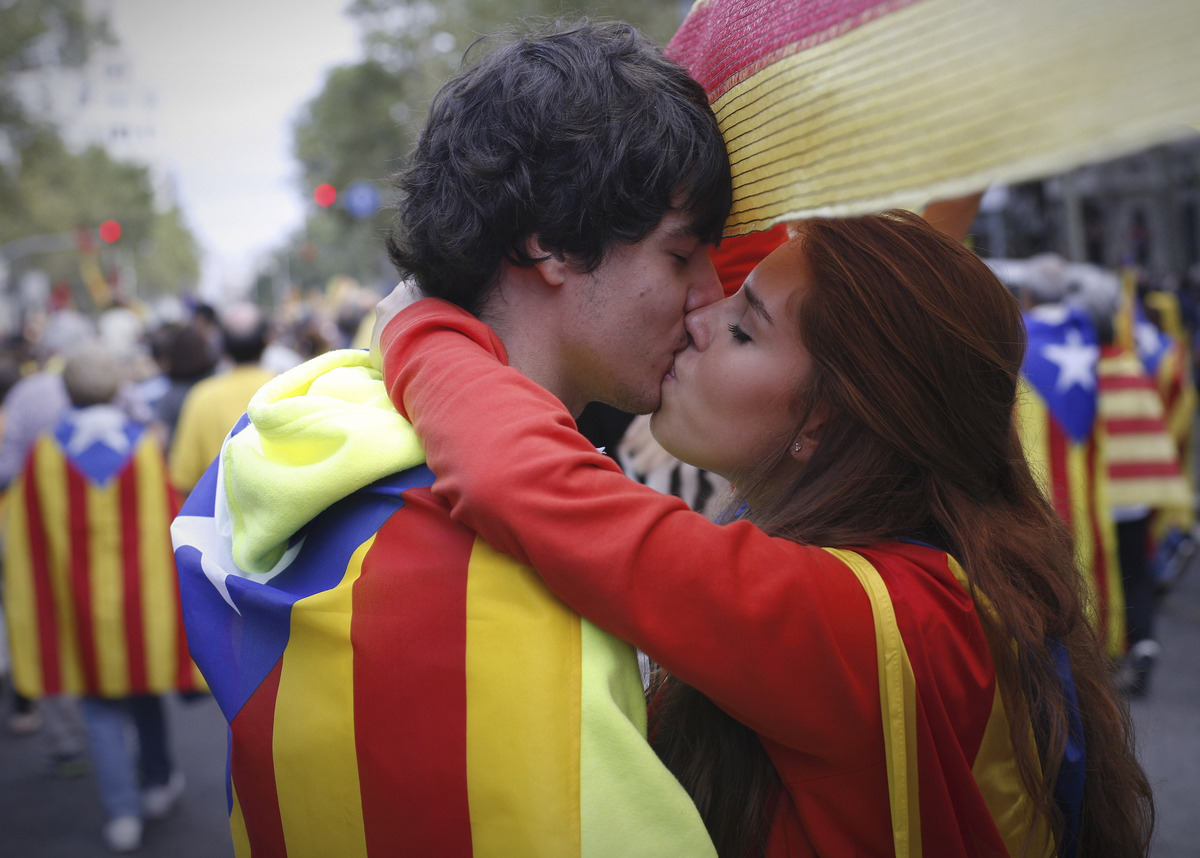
left=103, top=815, right=142, bottom=853
left=141, top=770, right=185, bottom=820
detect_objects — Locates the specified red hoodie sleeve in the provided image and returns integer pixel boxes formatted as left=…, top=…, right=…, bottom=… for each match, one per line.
left=380, top=299, right=881, bottom=760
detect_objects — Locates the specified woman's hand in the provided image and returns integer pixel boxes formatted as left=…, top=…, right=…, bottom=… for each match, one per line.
left=370, top=280, right=424, bottom=370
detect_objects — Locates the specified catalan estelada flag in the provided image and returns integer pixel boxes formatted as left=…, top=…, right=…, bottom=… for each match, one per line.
left=667, top=0, right=1200, bottom=234
left=1096, top=344, right=1190, bottom=513
left=1134, top=301, right=1197, bottom=531
left=171, top=350, right=714, bottom=858
left=1015, top=306, right=1124, bottom=656
left=3, top=406, right=201, bottom=698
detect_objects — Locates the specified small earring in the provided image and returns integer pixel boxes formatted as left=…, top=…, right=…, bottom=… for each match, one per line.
left=792, top=441, right=802, bottom=453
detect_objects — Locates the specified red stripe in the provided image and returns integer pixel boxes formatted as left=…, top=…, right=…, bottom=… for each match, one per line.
left=1096, top=374, right=1152, bottom=392
left=154, top=448, right=195, bottom=690
left=24, top=444, right=61, bottom=693
left=1047, top=419, right=1073, bottom=525
left=1110, top=461, right=1183, bottom=479
left=118, top=460, right=148, bottom=692
left=669, top=0, right=919, bottom=99
left=66, top=464, right=100, bottom=694
left=1104, top=417, right=1168, bottom=434
left=353, top=490, right=476, bottom=857
left=230, top=657, right=288, bottom=856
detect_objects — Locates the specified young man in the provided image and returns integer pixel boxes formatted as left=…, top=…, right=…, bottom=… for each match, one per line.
left=171, top=20, right=731, bottom=857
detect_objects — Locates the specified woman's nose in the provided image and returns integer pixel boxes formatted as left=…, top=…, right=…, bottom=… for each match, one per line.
left=684, top=300, right=720, bottom=352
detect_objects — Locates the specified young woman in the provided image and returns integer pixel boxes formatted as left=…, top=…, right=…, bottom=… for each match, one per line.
left=378, top=210, right=1153, bottom=857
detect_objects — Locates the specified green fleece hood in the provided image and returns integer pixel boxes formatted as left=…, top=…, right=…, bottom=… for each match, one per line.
left=221, top=349, right=425, bottom=575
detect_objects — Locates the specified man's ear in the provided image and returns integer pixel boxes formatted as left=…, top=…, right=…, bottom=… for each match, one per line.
left=525, top=235, right=569, bottom=287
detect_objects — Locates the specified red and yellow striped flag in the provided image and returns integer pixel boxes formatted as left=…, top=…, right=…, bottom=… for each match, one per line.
left=1096, top=344, right=1190, bottom=514
left=4, top=417, right=202, bottom=698
left=172, top=411, right=715, bottom=857
left=668, top=0, right=1200, bottom=234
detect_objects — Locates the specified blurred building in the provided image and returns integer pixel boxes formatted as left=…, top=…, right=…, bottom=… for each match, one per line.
left=15, top=0, right=159, bottom=167
left=973, top=136, right=1200, bottom=279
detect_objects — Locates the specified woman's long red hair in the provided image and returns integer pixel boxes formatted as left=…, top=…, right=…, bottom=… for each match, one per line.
left=651, top=211, right=1153, bottom=857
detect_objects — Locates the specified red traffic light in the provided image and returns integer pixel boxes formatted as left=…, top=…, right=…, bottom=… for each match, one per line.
left=314, top=183, right=337, bottom=207
left=99, top=220, right=122, bottom=243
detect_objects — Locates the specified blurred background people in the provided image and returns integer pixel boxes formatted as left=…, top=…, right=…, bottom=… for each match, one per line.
left=153, top=323, right=219, bottom=450
left=4, top=341, right=202, bottom=852
left=167, top=302, right=274, bottom=496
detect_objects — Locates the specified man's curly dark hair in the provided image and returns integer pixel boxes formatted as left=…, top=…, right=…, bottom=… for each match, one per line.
left=386, top=19, right=732, bottom=315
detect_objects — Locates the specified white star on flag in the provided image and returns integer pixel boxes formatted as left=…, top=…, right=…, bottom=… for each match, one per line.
left=1042, top=329, right=1098, bottom=392
left=65, top=406, right=131, bottom=456
left=1135, top=320, right=1162, bottom=359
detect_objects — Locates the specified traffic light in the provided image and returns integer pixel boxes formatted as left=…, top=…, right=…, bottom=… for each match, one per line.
left=98, top=220, right=122, bottom=243
left=314, top=184, right=337, bottom=208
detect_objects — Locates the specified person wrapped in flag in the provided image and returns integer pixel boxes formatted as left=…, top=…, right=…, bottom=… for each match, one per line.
left=3, top=342, right=199, bottom=852
left=378, top=212, right=1152, bottom=858
left=1070, top=270, right=1193, bottom=699
left=1133, top=295, right=1197, bottom=530
left=171, top=20, right=730, bottom=858
left=1010, top=254, right=1125, bottom=659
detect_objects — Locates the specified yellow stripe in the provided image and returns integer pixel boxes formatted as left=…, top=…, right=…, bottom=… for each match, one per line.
left=273, top=536, right=372, bottom=858
left=1018, top=384, right=1125, bottom=653
left=971, top=685, right=1054, bottom=858
left=132, top=436, right=180, bottom=690
left=465, top=537, right=580, bottom=855
left=1014, top=381, right=1052, bottom=502
left=1065, top=442, right=1095, bottom=594
left=230, top=783, right=251, bottom=858
left=1086, top=433, right=1125, bottom=656
left=3, top=478, right=43, bottom=697
left=33, top=437, right=84, bottom=693
left=1104, top=432, right=1182, bottom=463
left=947, top=558, right=1054, bottom=857
left=824, top=548, right=921, bottom=858
left=87, top=473, right=128, bottom=696
left=1106, top=477, right=1191, bottom=511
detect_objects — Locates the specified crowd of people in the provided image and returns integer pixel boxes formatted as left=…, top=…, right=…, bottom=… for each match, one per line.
left=0, top=288, right=376, bottom=852
left=1, top=13, right=1197, bottom=858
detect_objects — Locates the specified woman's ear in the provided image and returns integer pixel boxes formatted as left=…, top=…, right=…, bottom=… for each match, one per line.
left=789, top=409, right=827, bottom=465
left=525, top=235, right=569, bottom=287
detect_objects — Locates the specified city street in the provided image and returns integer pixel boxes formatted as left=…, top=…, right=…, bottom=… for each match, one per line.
left=1, top=567, right=1198, bottom=856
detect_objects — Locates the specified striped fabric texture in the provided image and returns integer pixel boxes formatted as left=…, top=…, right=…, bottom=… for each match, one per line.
left=1016, top=309, right=1124, bottom=656
left=171, top=351, right=715, bottom=858
left=1096, top=344, right=1190, bottom=512
left=1135, top=298, right=1198, bottom=530
left=668, top=0, right=1200, bottom=234
left=4, top=412, right=200, bottom=698
left=827, top=548, right=1060, bottom=858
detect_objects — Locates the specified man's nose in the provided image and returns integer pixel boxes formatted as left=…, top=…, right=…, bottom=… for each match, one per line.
left=684, top=251, right=723, bottom=315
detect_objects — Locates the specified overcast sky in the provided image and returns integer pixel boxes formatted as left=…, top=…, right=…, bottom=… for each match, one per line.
left=107, top=0, right=361, bottom=299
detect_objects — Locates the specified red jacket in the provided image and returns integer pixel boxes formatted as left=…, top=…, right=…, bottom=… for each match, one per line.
left=381, top=301, right=1057, bottom=857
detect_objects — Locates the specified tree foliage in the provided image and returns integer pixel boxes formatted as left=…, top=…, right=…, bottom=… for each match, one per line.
left=0, top=1, right=199, bottom=305
left=0, top=137, right=199, bottom=303
left=275, top=0, right=687, bottom=294
left=1, top=0, right=108, bottom=204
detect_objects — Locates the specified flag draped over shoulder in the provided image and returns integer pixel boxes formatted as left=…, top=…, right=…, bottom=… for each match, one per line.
left=1015, top=306, right=1124, bottom=656
left=668, top=0, right=1200, bottom=234
left=3, top=413, right=201, bottom=698
left=170, top=350, right=715, bottom=858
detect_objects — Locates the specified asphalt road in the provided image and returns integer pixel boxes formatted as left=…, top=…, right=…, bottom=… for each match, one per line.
left=1, top=566, right=1198, bottom=856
